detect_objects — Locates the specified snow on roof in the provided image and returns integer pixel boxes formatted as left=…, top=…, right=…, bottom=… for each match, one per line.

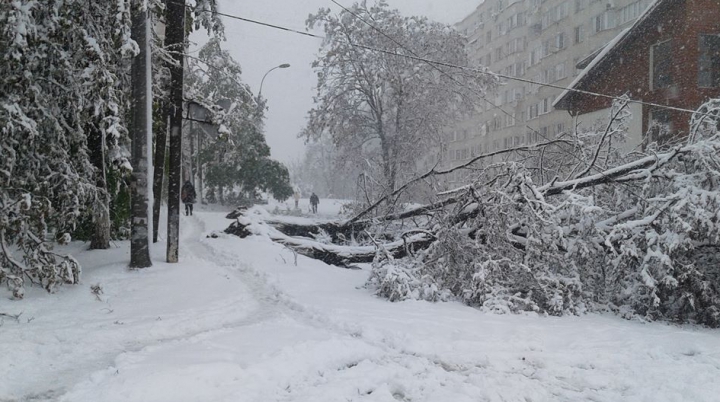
left=553, top=0, right=665, bottom=109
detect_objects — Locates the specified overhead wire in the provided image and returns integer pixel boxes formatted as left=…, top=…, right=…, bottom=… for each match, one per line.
left=176, top=0, right=714, bottom=120
left=175, top=0, right=716, bottom=192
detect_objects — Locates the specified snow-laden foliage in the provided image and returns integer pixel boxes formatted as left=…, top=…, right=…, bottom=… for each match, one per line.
left=368, top=99, right=720, bottom=327
left=0, top=0, right=135, bottom=297
left=305, top=1, right=497, bottom=194
left=185, top=39, right=293, bottom=204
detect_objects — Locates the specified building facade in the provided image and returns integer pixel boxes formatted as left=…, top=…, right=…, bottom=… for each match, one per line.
left=554, top=0, right=720, bottom=144
left=433, top=0, right=653, bottom=183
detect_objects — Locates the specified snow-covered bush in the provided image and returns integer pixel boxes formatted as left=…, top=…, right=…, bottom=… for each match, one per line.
left=367, top=255, right=449, bottom=302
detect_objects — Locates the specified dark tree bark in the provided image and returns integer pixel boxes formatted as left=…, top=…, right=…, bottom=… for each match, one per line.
left=224, top=219, right=433, bottom=266
left=129, top=1, right=152, bottom=268
left=152, top=104, right=168, bottom=244
left=87, top=125, right=111, bottom=250
left=165, top=0, right=186, bottom=263
left=197, top=132, right=204, bottom=203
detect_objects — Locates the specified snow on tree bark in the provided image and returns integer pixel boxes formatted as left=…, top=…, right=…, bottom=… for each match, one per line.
left=165, top=0, right=186, bottom=263
left=130, top=0, right=153, bottom=269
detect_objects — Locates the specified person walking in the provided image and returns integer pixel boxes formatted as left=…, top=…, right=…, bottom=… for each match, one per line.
left=309, top=192, right=319, bottom=214
left=181, top=180, right=197, bottom=216
left=293, top=189, right=301, bottom=209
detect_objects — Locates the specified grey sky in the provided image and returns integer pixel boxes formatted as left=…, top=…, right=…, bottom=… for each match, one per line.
left=191, top=0, right=481, bottom=164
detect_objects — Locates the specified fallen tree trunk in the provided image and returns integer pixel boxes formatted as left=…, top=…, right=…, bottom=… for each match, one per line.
left=224, top=217, right=434, bottom=266
left=273, top=234, right=434, bottom=266
left=224, top=196, right=462, bottom=243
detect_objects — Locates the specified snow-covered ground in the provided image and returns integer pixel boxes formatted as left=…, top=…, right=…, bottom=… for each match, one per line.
left=2, top=202, right=720, bottom=402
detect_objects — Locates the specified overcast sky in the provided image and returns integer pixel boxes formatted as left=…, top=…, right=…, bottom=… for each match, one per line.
left=191, top=0, right=481, bottom=164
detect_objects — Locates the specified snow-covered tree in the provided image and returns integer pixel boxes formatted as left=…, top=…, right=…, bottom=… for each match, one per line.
left=305, top=1, right=496, bottom=196
left=0, top=0, right=135, bottom=297
left=185, top=39, right=293, bottom=204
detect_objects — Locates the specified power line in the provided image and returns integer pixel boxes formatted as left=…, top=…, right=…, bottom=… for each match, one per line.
left=181, top=2, right=713, bottom=120
left=213, top=10, right=323, bottom=40
left=328, top=0, right=588, bottom=177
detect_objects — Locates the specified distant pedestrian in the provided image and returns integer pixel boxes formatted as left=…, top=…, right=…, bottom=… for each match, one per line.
left=310, top=192, right=319, bottom=214
left=181, top=180, right=197, bottom=216
left=293, top=189, right=301, bottom=209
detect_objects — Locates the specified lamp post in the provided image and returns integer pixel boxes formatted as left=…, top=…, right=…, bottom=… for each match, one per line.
left=258, top=63, right=290, bottom=99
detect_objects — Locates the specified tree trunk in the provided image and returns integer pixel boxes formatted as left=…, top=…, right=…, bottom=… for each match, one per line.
left=197, top=132, right=204, bottom=203
left=152, top=104, right=168, bottom=243
left=129, top=1, right=152, bottom=268
left=88, top=125, right=111, bottom=250
left=165, top=0, right=186, bottom=263
left=189, top=126, right=195, bottom=184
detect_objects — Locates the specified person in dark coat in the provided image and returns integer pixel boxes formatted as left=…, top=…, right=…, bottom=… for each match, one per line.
left=309, top=192, right=319, bottom=214
left=181, top=180, right=197, bottom=216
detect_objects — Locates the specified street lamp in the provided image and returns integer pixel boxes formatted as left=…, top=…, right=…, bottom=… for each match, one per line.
left=258, top=63, right=290, bottom=99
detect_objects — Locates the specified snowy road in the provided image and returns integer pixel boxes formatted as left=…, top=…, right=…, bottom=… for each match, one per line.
left=2, top=207, right=720, bottom=401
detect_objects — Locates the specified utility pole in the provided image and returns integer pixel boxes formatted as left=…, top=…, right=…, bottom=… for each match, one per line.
left=165, top=0, right=185, bottom=263
left=129, top=0, right=153, bottom=268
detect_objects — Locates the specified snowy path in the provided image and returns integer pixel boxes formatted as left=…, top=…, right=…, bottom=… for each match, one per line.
left=2, top=208, right=720, bottom=401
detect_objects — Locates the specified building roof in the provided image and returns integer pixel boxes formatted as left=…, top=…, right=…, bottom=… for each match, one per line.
left=553, top=0, right=667, bottom=110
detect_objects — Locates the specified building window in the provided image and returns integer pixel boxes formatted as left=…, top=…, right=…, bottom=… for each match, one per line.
left=540, top=97, right=553, bottom=115
left=505, top=113, right=516, bottom=127
left=699, top=34, right=720, bottom=88
left=555, top=62, right=567, bottom=81
left=529, top=45, right=543, bottom=66
left=526, top=131, right=539, bottom=144
left=527, top=103, right=539, bottom=120
left=542, top=1, right=570, bottom=30
left=618, top=1, right=646, bottom=26
left=543, top=32, right=566, bottom=55
left=492, top=115, right=502, bottom=131
left=593, top=11, right=615, bottom=33
left=503, top=137, right=512, bottom=149
left=539, top=126, right=549, bottom=139
left=651, top=40, right=673, bottom=90
left=574, top=25, right=585, bottom=44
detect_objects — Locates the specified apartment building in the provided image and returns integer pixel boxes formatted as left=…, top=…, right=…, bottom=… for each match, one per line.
left=435, top=0, right=653, bottom=182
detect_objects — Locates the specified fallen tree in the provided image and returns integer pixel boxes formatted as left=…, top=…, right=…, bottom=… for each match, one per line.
left=225, top=98, right=720, bottom=327
left=225, top=215, right=434, bottom=266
